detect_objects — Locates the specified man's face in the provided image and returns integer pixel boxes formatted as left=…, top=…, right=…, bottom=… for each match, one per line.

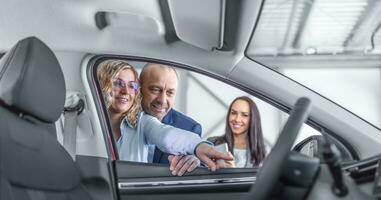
left=141, top=66, right=178, bottom=121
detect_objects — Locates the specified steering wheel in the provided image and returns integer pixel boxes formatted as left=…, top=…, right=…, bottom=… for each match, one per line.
left=248, top=97, right=312, bottom=200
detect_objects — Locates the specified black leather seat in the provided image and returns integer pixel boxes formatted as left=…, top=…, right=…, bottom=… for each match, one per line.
left=0, top=37, right=91, bottom=200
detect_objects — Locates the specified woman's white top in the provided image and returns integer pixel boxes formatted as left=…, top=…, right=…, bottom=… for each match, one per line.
left=233, top=148, right=253, bottom=168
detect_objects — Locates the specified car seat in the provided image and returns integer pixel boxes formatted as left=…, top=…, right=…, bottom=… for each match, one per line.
left=0, top=37, right=92, bottom=200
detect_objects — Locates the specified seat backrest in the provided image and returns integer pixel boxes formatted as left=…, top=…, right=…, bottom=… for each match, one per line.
left=0, top=37, right=91, bottom=200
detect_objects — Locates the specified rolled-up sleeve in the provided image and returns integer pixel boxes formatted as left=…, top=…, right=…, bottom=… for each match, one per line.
left=141, top=113, right=210, bottom=155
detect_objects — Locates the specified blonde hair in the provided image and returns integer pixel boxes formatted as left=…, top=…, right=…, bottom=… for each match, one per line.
left=97, top=59, right=142, bottom=127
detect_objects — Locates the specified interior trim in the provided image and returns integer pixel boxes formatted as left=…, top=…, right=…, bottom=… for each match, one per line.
left=118, top=176, right=255, bottom=190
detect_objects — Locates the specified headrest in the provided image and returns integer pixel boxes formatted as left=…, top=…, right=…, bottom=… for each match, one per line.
left=0, top=37, right=65, bottom=123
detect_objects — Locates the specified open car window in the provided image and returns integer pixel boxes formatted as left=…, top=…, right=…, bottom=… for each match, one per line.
left=90, top=57, right=359, bottom=199
left=93, top=58, right=355, bottom=167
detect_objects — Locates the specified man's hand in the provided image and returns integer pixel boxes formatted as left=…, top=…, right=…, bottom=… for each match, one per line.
left=168, top=155, right=200, bottom=176
left=195, top=143, right=234, bottom=171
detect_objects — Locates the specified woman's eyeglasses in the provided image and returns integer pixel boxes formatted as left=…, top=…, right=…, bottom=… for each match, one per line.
left=112, top=78, right=139, bottom=93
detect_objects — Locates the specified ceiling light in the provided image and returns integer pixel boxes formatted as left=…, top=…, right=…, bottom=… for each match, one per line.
left=305, top=47, right=317, bottom=55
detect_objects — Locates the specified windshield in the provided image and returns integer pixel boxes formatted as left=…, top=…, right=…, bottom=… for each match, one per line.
left=247, top=0, right=381, bottom=128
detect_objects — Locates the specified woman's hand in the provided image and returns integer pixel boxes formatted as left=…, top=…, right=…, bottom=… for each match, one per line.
left=195, top=143, right=234, bottom=171
left=216, top=151, right=236, bottom=168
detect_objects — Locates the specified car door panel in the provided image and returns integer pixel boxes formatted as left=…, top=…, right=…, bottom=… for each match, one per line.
left=115, top=160, right=256, bottom=200
left=76, top=155, right=116, bottom=200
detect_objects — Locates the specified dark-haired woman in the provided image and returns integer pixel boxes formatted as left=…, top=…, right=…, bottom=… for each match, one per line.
left=208, top=96, right=266, bottom=167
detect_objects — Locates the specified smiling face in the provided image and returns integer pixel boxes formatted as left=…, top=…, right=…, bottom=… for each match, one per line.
left=140, top=64, right=178, bottom=121
left=228, top=99, right=251, bottom=136
left=108, top=69, right=137, bottom=114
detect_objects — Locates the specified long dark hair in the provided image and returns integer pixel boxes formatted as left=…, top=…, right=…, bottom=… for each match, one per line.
left=223, top=96, right=266, bottom=166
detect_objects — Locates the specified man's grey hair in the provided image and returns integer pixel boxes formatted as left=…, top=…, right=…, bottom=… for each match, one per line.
left=139, top=63, right=179, bottom=83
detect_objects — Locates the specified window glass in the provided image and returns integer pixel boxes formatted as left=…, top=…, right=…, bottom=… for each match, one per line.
left=176, top=68, right=320, bottom=146
left=247, top=0, right=381, bottom=128
left=96, top=59, right=327, bottom=167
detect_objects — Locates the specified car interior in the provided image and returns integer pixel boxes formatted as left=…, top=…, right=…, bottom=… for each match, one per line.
left=1, top=0, right=381, bottom=200
left=0, top=37, right=380, bottom=200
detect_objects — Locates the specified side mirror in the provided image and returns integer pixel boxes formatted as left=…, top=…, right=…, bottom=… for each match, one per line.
left=293, top=135, right=355, bottom=164
left=293, top=135, right=322, bottom=158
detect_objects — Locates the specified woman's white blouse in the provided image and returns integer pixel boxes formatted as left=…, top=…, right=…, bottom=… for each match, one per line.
left=233, top=148, right=253, bottom=168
